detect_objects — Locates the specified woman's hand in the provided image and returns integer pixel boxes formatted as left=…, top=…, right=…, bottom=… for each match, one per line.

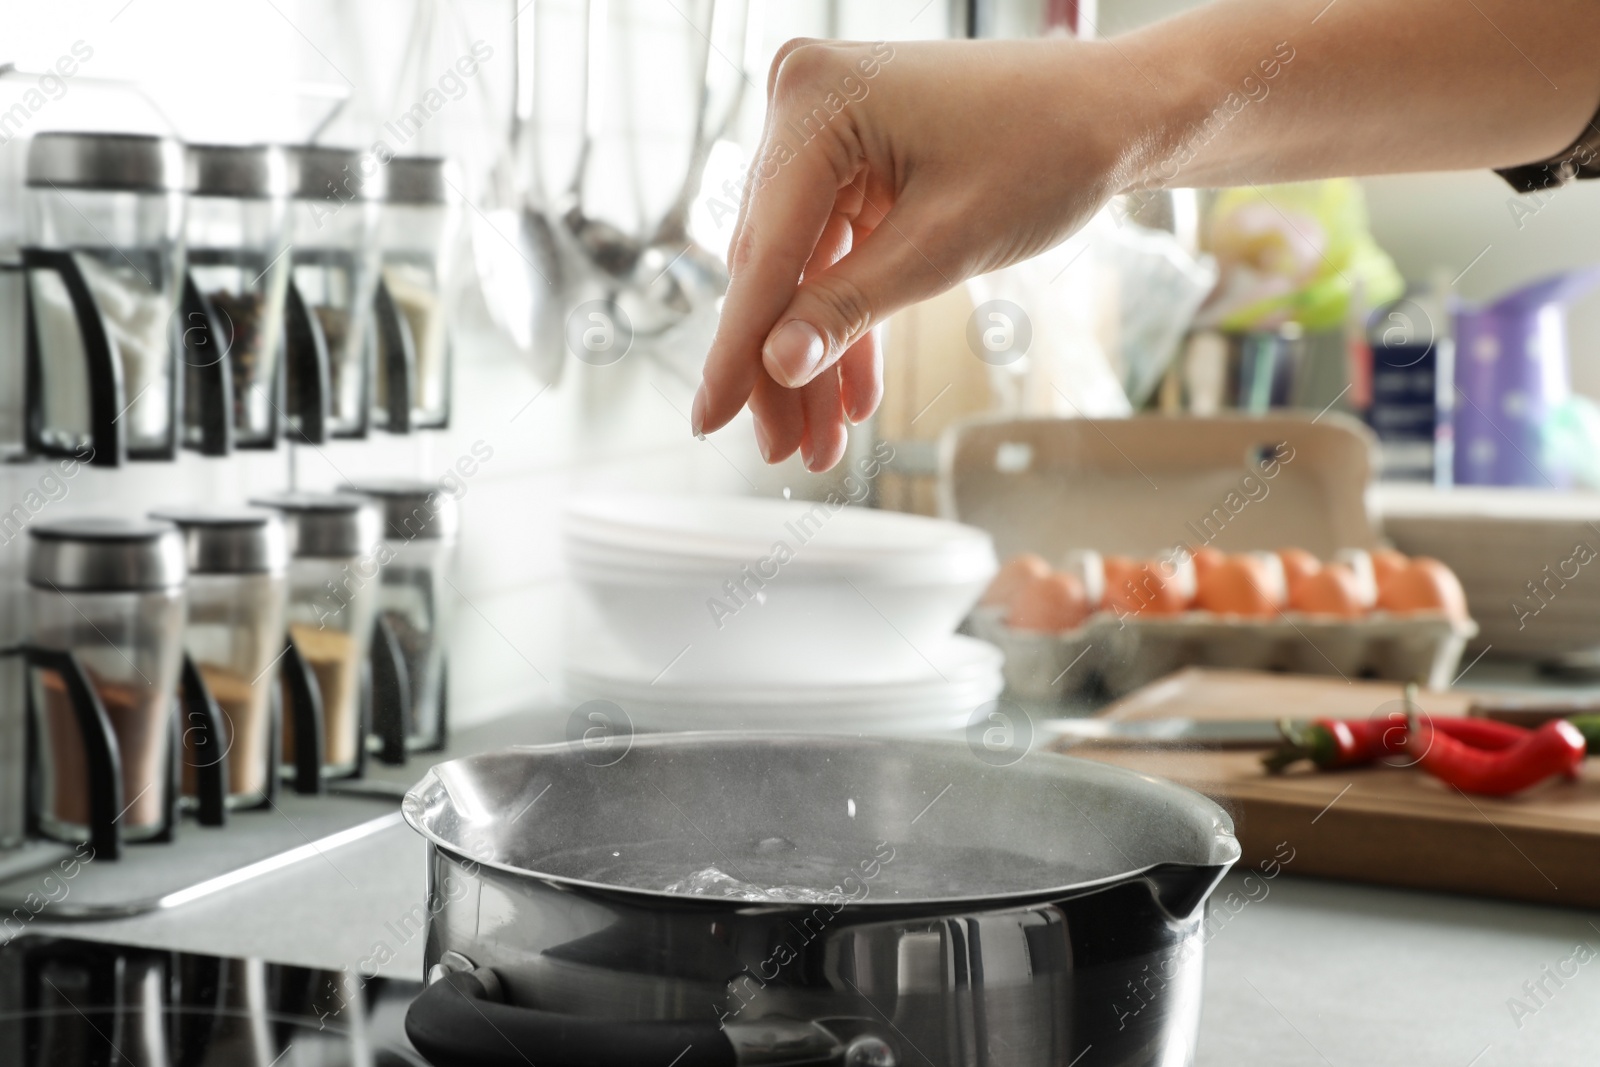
left=692, top=0, right=1600, bottom=473
left=692, top=37, right=1142, bottom=471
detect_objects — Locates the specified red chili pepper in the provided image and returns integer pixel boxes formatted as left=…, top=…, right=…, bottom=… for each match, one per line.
left=1263, top=714, right=1531, bottom=772
left=1410, top=718, right=1586, bottom=797
left=1433, top=716, right=1532, bottom=752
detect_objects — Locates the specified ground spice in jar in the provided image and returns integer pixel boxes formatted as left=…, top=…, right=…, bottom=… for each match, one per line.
left=38, top=667, right=170, bottom=834
left=282, top=623, right=361, bottom=772
left=206, top=289, right=267, bottom=434
left=181, top=661, right=271, bottom=803
left=314, top=305, right=353, bottom=411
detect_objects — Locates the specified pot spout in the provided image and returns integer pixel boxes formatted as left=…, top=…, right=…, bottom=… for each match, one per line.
left=1144, top=862, right=1232, bottom=921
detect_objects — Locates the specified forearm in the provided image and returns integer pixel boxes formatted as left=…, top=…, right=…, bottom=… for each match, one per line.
left=1110, top=0, right=1600, bottom=189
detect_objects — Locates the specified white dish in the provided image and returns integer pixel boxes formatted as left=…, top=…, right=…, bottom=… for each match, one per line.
left=565, top=495, right=997, bottom=684
left=563, top=633, right=1004, bottom=736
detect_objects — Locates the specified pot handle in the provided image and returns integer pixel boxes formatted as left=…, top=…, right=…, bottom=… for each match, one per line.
left=406, top=969, right=738, bottom=1067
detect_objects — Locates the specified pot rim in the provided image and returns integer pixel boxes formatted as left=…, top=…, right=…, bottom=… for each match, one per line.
left=402, top=732, right=1243, bottom=911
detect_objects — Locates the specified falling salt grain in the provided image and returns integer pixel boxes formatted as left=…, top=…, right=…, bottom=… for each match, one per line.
left=782, top=487, right=792, bottom=500
left=847, top=798, right=857, bottom=818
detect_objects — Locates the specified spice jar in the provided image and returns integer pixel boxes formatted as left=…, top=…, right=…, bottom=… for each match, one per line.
left=372, top=157, right=459, bottom=433
left=24, top=132, right=187, bottom=465
left=343, top=480, right=458, bottom=760
left=150, top=507, right=289, bottom=811
left=26, top=519, right=187, bottom=846
left=184, top=144, right=294, bottom=452
left=284, top=146, right=385, bottom=441
left=250, top=493, right=381, bottom=786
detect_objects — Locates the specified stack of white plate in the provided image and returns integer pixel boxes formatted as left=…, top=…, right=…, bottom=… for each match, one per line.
left=563, top=494, right=1002, bottom=734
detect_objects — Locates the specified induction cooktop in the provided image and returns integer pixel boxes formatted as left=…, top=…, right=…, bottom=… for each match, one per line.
left=0, top=933, right=426, bottom=1066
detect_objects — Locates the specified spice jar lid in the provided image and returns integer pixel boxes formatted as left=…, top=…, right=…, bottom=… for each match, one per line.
left=187, top=143, right=290, bottom=200
left=342, top=480, right=460, bottom=541
left=284, top=144, right=386, bottom=203
left=27, top=132, right=187, bottom=193
left=381, top=156, right=455, bottom=205
left=148, top=506, right=290, bottom=575
left=27, top=518, right=187, bottom=592
left=250, top=493, right=382, bottom=559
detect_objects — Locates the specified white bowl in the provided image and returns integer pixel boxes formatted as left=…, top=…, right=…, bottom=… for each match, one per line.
left=564, top=633, right=1005, bottom=735
left=565, top=495, right=997, bottom=684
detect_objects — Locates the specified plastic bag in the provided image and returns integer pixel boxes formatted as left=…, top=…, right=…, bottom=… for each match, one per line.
left=1198, top=179, right=1403, bottom=332
left=1093, top=214, right=1218, bottom=407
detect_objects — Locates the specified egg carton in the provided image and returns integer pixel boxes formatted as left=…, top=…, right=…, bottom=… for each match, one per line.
left=967, top=607, right=1478, bottom=701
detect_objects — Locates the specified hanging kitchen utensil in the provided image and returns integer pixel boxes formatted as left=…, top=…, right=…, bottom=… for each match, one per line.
left=403, top=733, right=1239, bottom=1067
left=516, top=0, right=571, bottom=383
left=625, top=0, right=751, bottom=341
left=559, top=0, right=643, bottom=291
left=22, top=132, right=189, bottom=467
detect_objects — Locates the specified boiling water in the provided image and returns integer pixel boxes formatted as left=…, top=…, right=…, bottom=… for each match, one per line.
left=664, top=866, right=859, bottom=903
left=529, top=837, right=1104, bottom=902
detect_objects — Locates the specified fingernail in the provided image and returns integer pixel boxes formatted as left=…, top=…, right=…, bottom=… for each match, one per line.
left=690, top=384, right=708, bottom=439
left=799, top=436, right=817, bottom=472
left=752, top=416, right=774, bottom=463
left=765, top=321, right=825, bottom=387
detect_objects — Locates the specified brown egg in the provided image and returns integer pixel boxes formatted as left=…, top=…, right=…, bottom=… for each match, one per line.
left=1104, top=556, right=1192, bottom=618
left=982, top=553, right=1052, bottom=608
left=1195, top=555, right=1282, bottom=618
left=1379, top=557, right=1469, bottom=621
left=1290, top=564, right=1366, bottom=618
left=1191, top=547, right=1226, bottom=583
left=1277, top=547, right=1322, bottom=601
left=1007, top=572, right=1091, bottom=632
left=1371, top=549, right=1410, bottom=597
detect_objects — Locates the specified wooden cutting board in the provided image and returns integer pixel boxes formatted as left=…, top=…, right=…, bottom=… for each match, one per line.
left=1061, top=668, right=1600, bottom=908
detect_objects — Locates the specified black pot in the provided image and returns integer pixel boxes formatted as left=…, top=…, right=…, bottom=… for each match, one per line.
left=402, top=734, right=1239, bottom=1067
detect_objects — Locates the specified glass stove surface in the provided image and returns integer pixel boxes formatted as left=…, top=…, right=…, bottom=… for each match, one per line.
left=0, top=934, right=425, bottom=1066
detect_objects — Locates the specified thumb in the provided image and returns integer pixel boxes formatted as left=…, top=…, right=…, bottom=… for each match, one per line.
left=762, top=209, right=948, bottom=389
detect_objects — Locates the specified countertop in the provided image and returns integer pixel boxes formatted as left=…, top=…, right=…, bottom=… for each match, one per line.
left=26, top=659, right=1600, bottom=1067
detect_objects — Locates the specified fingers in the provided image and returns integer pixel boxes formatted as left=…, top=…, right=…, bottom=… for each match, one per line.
left=760, top=200, right=943, bottom=390
left=748, top=372, right=803, bottom=464
left=695, top=121, right=847, bottom=437
left=798, top=367, right=848, bottom=473
left=743, top=205, right=851, bottom=461
left=838, top=329, right=882, bottom=424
